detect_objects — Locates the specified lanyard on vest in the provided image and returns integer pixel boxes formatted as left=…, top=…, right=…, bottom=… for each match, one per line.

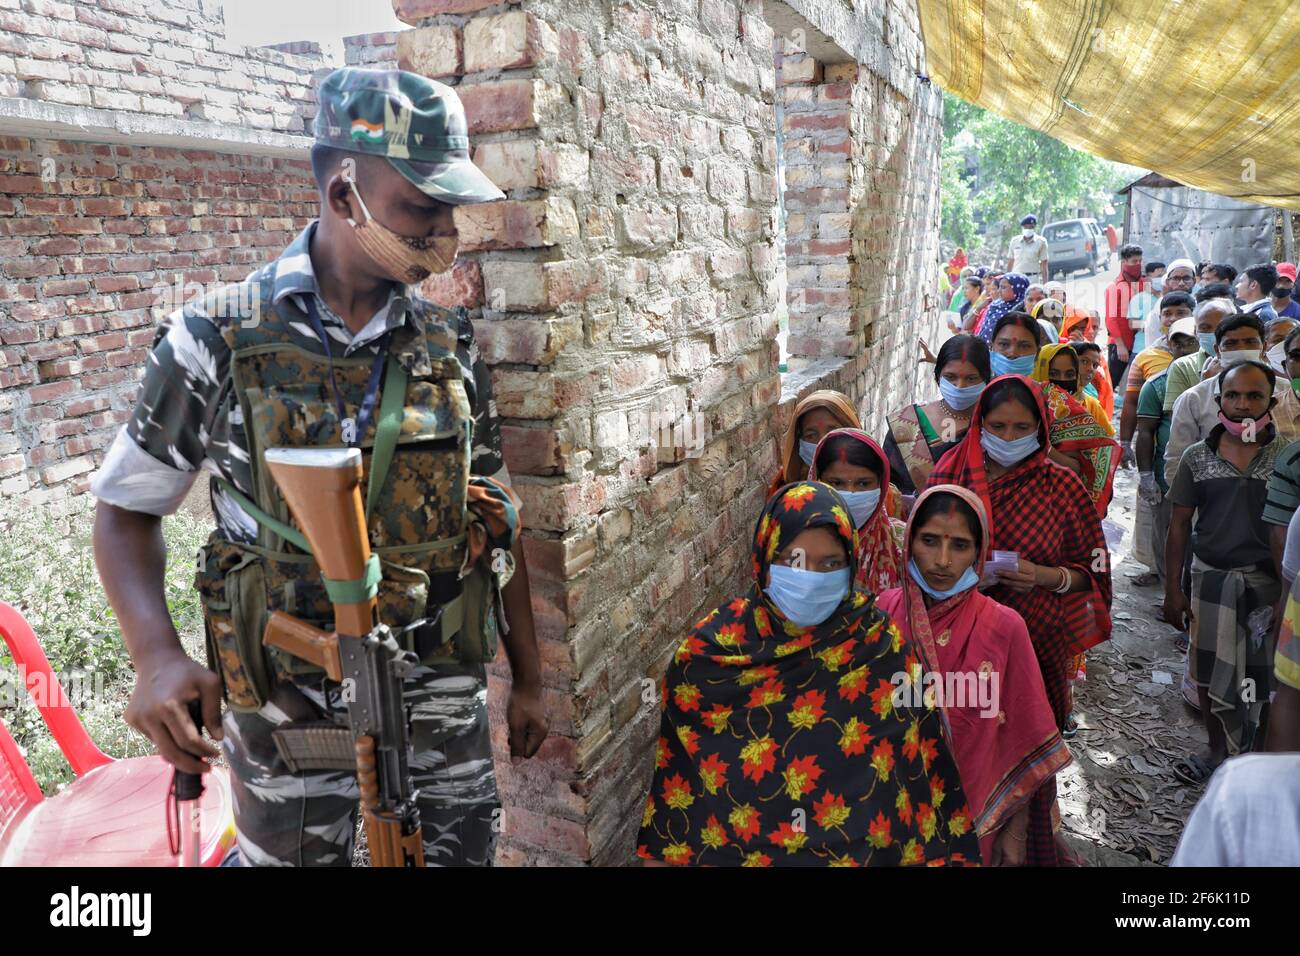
left=302, top=295, right=387, bottom=450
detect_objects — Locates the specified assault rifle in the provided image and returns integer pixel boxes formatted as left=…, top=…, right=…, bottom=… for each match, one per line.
left=260, top=447, right=424, bottom=867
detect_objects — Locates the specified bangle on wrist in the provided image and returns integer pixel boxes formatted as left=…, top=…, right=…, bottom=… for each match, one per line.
left=1053, top=567, right=1071, bottom=593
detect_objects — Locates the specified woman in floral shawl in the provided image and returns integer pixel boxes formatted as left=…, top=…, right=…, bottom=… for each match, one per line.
left=976, top=272, right=1030, bottom=343
left=1032, top=343, right=1115, bottom=435
left=808, top=429, right=905, bottom=595
left=878, top=485, right=1071, bottom=865
left=637, top=482, right=981, bottom=866
left=925, top=376, right=1112, bottom=745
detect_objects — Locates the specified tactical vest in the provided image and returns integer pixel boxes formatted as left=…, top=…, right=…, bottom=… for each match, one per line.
left=193, top=270, right=498, bottom=712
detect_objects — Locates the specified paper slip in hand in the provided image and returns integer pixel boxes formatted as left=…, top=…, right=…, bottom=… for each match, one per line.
left=979, top=550, right=1020, bottom=586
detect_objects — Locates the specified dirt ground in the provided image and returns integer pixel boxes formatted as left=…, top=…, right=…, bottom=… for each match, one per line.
left=1058, top=463, right=1207, bottom=866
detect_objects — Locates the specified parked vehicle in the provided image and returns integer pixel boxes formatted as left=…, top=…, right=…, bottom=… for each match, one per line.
left=1045, top=217, right=1110, bottom=278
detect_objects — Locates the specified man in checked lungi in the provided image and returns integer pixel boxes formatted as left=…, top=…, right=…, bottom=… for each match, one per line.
left=1164, top=360, right=1282, bottom=785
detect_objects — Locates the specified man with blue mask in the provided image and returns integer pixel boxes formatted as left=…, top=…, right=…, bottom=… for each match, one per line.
left=1163, top=298, right=1238, bottom=415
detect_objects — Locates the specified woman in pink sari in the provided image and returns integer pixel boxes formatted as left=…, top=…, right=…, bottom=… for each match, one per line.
left=878, top=484, right=1071, bottom=865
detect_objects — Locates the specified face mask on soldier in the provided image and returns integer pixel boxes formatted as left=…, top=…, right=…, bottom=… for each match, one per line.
left=346, top=177, right=457, bottom=284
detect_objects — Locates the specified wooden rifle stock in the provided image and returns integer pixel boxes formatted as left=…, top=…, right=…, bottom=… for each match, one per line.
left=261, top=447, right=424, bottom=868
left=262, top=611, right=341, bottom=682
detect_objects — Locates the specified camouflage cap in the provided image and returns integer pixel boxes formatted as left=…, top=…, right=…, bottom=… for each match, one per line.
left=313, top=67, right=504, bottom=205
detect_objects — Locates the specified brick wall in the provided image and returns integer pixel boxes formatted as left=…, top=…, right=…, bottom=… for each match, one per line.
left=399, top=0, right=781, bottom=865
left=0, top=0, right=329, bottom=512
left=0, top=0, right=326, bottom=132
left=781, top=50, right=855, bottom=367
left=343, top=31, right=403, bottom=67
left=0, top=137, right=318, bottom=509
left=777, top=1, right=946, bottom=435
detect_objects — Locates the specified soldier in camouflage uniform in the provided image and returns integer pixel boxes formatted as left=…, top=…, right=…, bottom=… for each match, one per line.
left=91, top=68, right=548, bottom=866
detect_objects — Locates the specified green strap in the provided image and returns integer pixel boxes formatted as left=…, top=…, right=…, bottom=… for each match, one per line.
left=322, top=554, right=382, bottom=604
left=367, top=358, right=408, bottom=522
left=217, top=475, right=381, bottom=603
left=439, top=593, right=463, bottom=643
left=215, top=477, right=310, bottom=553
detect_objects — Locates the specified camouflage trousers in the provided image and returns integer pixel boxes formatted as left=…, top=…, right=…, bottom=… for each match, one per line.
left=220, top=660, right=499, bottom=867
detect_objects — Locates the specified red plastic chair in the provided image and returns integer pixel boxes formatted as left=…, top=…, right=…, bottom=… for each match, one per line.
left=0, top=601, right=236, bottom=866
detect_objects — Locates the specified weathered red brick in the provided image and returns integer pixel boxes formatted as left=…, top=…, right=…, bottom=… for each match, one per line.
left=458, top=79, right=539, bottom=135
left=501, top=423, right=561, bottom=475
left=394, top=0, right=502, bottom=24
left=419, top=259, right=483, bottom=310
left=27, top=379, right=80, bottom=404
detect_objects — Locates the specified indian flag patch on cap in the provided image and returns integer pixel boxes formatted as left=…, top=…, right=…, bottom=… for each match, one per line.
left=350, top=118, right=384, bottom=144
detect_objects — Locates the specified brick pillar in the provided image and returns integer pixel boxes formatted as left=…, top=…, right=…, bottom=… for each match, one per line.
left=396, top=0, right=781, bottom=865
left=780, top=51, right=856, bottom=369
left=849, top=59, right=946, bottom=436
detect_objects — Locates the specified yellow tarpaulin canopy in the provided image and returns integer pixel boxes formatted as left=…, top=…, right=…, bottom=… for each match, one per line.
left=917, top=0, right=1300, bottom=208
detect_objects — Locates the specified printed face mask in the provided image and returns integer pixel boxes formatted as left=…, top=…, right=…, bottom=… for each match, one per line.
left=764, top=564, right=850, bottom=628
left=347, top=179, right=457, bottom=284
left=980, top=429, right=1041, bottom=467
left=838, top=488, right=881, bottom=528
left=939, top=377, right=985, bottom=410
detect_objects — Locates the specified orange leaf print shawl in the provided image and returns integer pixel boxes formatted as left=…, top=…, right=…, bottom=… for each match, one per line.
left=636, top=481, right=981, bottom=867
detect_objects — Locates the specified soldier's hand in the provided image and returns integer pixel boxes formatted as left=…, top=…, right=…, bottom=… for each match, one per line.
left=506, top=682, right=547, bottom=762
left=124, top=647, right=223, bottom=775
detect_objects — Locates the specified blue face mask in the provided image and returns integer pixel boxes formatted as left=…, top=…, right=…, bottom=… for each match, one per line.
left=938, top=377, right=985, bottom=410
left=980, top=429, right=1041, bottom=467
left=765, top=563, right=851, bottom=628
left=798, top=439, right=818, bottom=466
left=907, top=558, right=980, bottom=601
left=990, top=351, right=1037, bottom=378
left=1197, top=331, right=1217, bottom=354
left=838, top=488, right=881, bottom=527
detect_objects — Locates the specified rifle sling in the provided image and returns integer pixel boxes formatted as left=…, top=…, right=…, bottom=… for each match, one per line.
left=213, top=476, right=382, bottom=604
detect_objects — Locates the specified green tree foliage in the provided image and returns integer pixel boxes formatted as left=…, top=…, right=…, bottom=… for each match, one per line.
left=941, top=91, right=1139, bottom=246
left=941, top=145, right=978, bottom=248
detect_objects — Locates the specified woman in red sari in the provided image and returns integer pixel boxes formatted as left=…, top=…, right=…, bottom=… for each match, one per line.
left=808, top=428, right=904, bottom=595
left=925, top=375, right=1112, bottom=741
left=878, top=485, right=1071, bottom=865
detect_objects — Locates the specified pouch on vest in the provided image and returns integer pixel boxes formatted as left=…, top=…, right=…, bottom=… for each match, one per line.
left=195, top=278, right=482, bottom=705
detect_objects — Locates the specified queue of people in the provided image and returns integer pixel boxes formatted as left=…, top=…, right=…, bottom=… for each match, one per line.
left=637, top=240, right=1300, bottom=866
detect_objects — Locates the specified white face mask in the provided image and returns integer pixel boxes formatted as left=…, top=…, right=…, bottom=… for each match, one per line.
left=1022, top=228, right=1034, bottom=238
left=1268, top=342, right=1287, bottom=372
left=1150, top=277, right=1165, bottom=293
left=1220, top=348, right=1262, bottom=367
